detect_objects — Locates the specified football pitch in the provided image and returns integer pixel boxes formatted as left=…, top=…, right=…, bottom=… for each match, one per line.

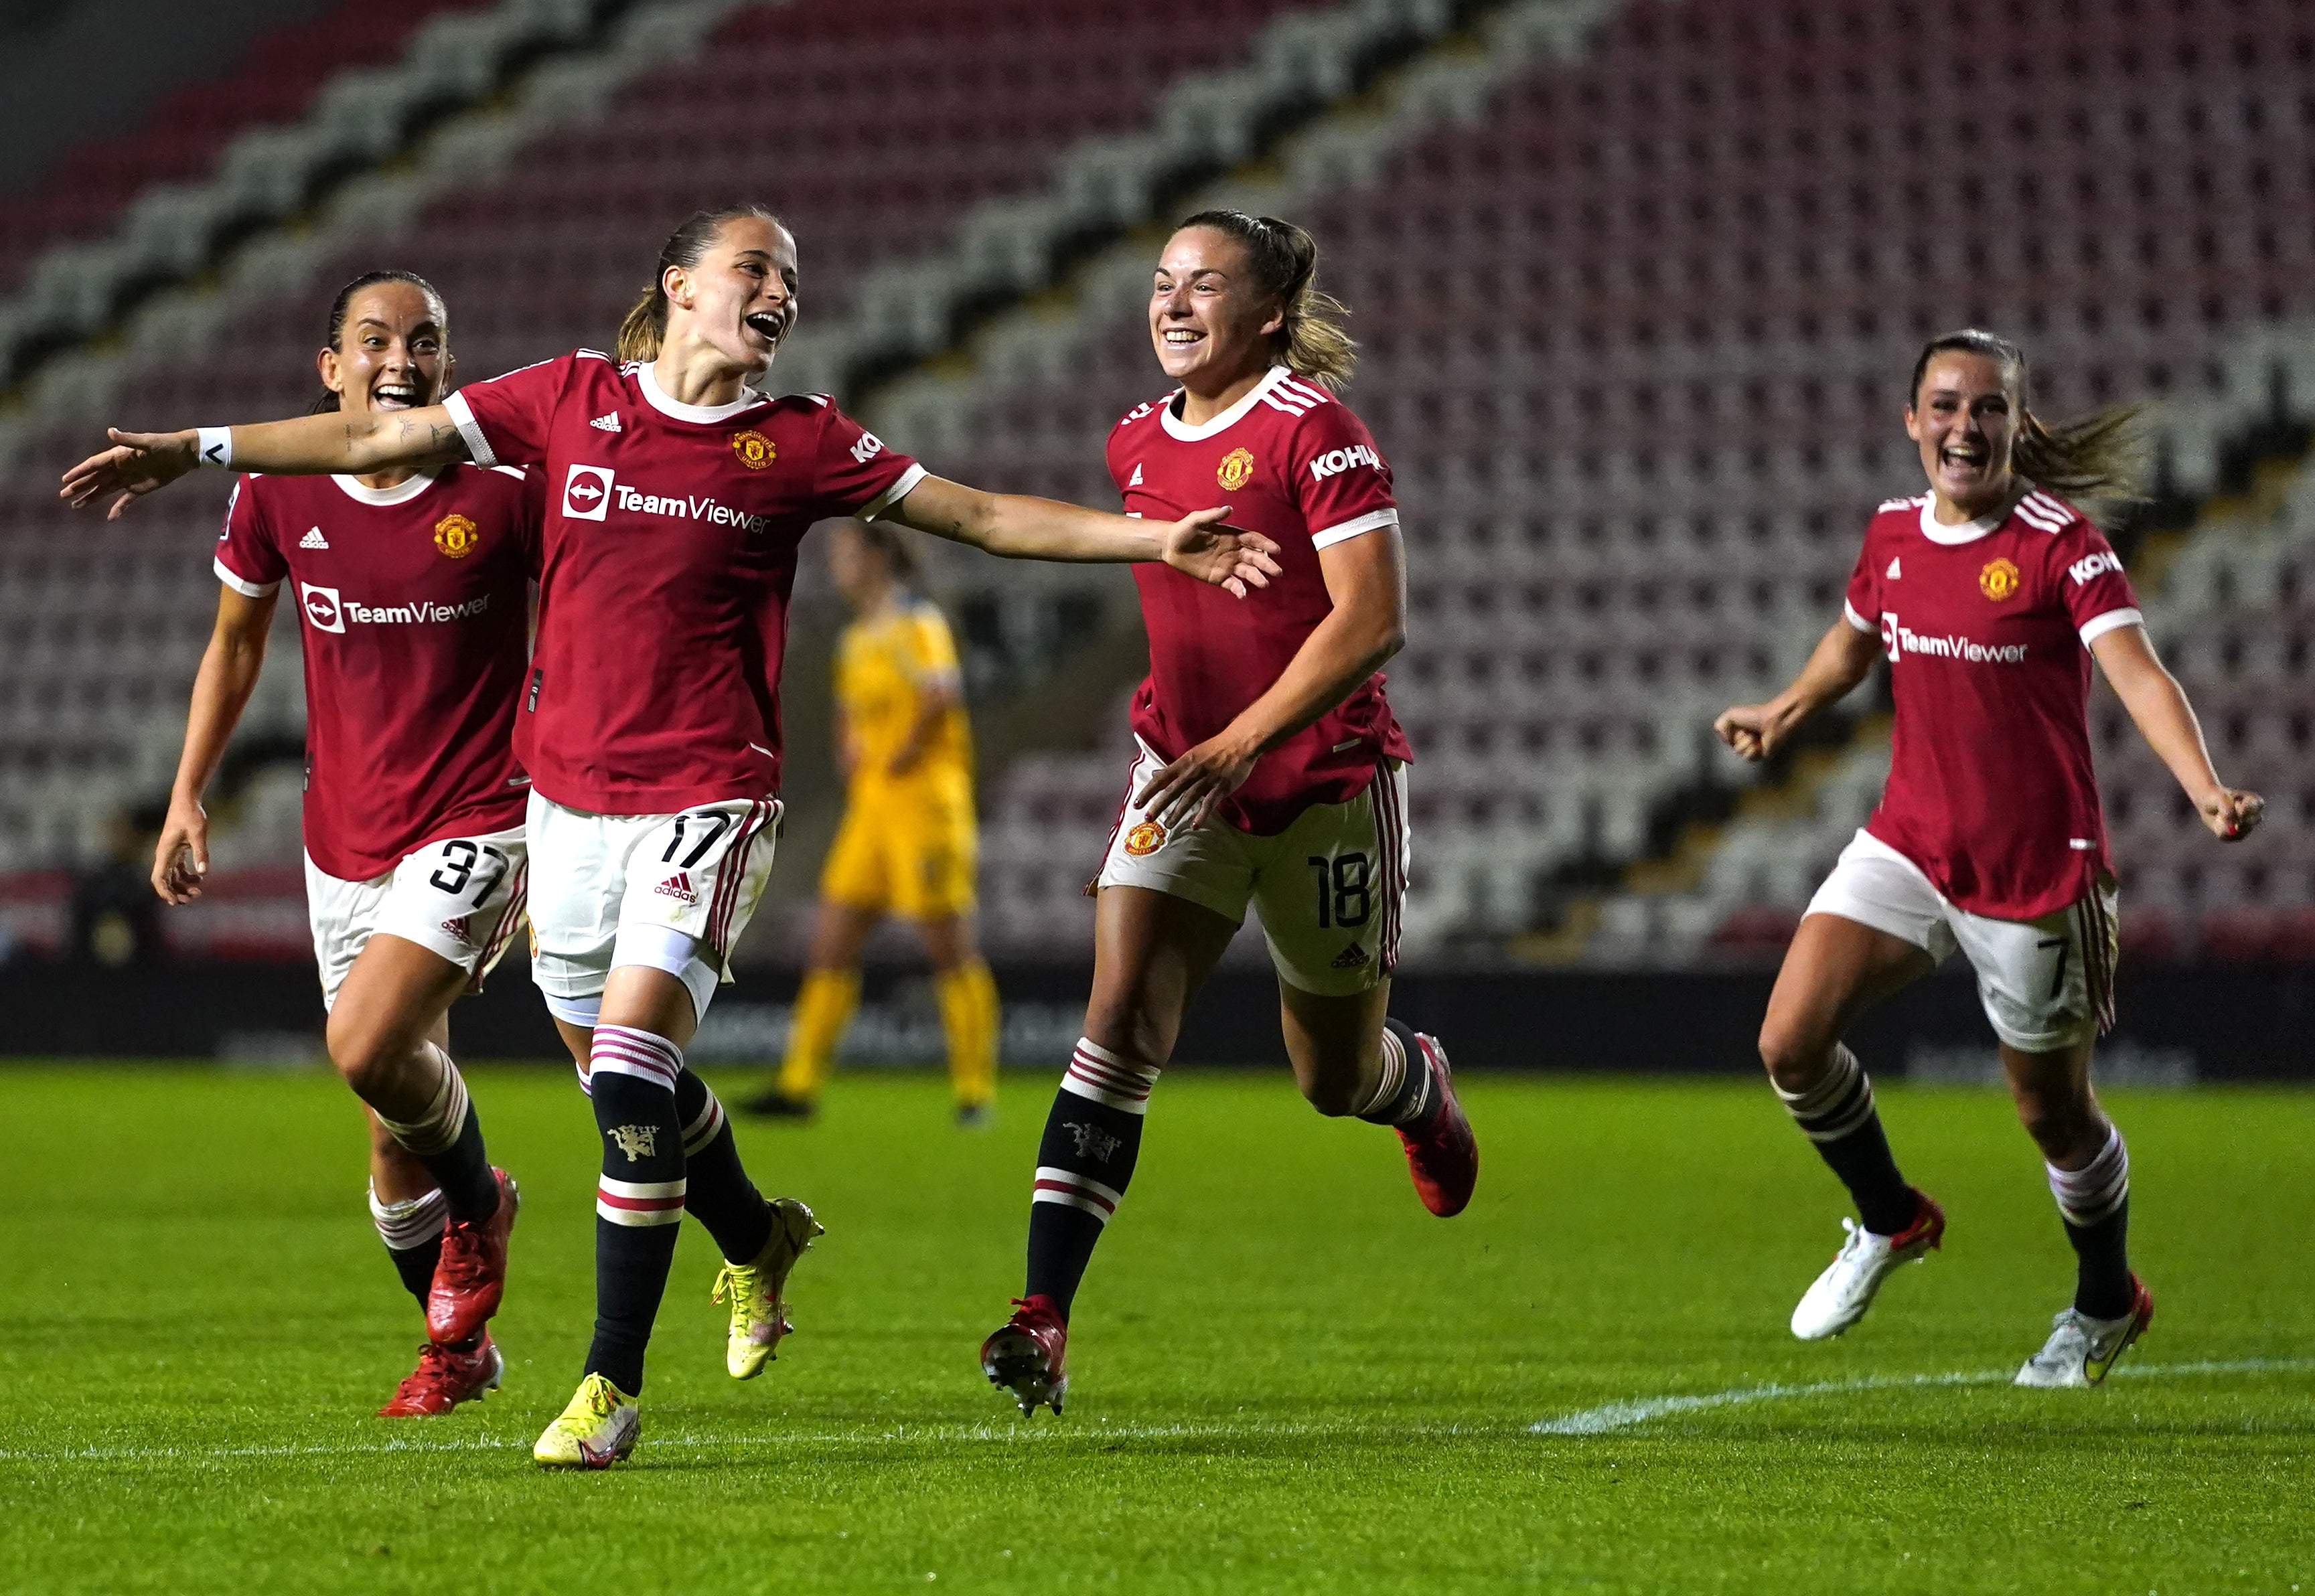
left=3, top=1065, right=2310, bottom=1594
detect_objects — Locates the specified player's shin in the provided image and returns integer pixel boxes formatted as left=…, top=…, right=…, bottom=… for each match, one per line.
left=1354, top=1020, right=1432, bottom=1126
left=674, top=1068, right=773, bottom=1264
left=1024, top=1038, right=1156, bottom=1320
left=938, top=959, right=1000, bottom=1109
left=1775, top=1042, right=1918, bottom=1236
left=2048, top=1121, right=2133, bottom=1320
left=585, top=1025, right=688, bottom=1394
left=369, top=1182, right=446, bottom=1309
left=372, top=1043, right=500, bottom=1223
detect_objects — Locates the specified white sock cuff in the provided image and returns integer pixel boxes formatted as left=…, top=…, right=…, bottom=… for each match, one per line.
left=368, top=1182, right=448, bottom=1251
left=682, top=1083, right=727, bottom=1155
left=596, top=1174, right=686, bottom=1226
left=1773, top=1043, right=1862, bottom=1114
left=375, top=1047, right=469, bottom=1157
left=1353, top=1026, right=1409, bottom=1119
left=1775, top=1046, right=1877, bottom=1142
left=2047, top=1123, right=2130, bottom=1227
left=1061, top=1036, right=1161, bottom=1115
left=1033, top=1166, right=1122, bottom=1223
left=591, top=1024, right=683, bottom=1094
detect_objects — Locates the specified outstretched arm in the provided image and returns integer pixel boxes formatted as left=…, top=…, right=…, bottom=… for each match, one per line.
left=1133, top=526, right=1408, bottom=828
left=1714, top=617, right=1883, bottom=762
left=62, top=406, right=469, bottom=520
left=887, top=475, right=1280, bottom=596
left=2091, top=621, right=2263, bottom=840
left=155, top=586, right=279, bottom=904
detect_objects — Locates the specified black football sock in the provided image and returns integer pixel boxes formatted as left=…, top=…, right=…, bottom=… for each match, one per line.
left=675, top=1068, right=774, bottom=1265
left=2048, top=1123, right=2134, bottom=1320
left=1356, top=1019, right=1437, bottom=1126
left=583, top=1026, right=689, bottom=1396
left=372, top=1048, right=501, bottom=1224
left=1023, top=1038, right=1157, bottom=1322
left=1773, top=1044, right=1919, bottom=1236
left=369, top=1184, right=445, bottom=1309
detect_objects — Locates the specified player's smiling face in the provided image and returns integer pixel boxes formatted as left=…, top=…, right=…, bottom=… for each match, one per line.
left=317, top=281, right=449, bottom=415
left=1149, top=228, right=1284, bottom=397
left=668, top=215, right=799, bottom=378
left=1906, top=351, right=2019, bottom=521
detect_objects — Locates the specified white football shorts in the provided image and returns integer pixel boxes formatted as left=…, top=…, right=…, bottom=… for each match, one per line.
left=305, top=825, right=530, bottom=1011
left=1805, top=828, right=2118, bottom=1052
left=525, top=790, right=781, bottom=1026
left=1096, top=741, right=1408, bottom=997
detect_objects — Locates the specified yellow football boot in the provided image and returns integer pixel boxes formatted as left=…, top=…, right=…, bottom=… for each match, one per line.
left=711, top=1197, right=824, bottom=1379
left=531, top=1372, right=640, bottom=1469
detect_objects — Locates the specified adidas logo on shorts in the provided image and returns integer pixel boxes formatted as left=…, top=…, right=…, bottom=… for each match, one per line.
left=439, top=915, right=472, bottom=945
left=654, top=871, right=698, bottom=904
left=1330, top=943, right=1370, bottom=969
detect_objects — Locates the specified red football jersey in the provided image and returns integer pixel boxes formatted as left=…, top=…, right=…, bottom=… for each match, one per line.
left=214, top=465, right=542, bottom=882
left=1843, top=486, right=2142, bottom=920
left=443, top=352, right=922, bottom=813
left=1108, top=366, right=1412, bottom=833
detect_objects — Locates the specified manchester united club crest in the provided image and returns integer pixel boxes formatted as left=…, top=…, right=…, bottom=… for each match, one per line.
left=1124, top=820, right=1167, bottom=857
left=433, top=513, right=479, bottom=559
left=1979, top=556, right=2022, bottom=602
left=731, top=428, right=775, bottom=469
left=1216, top=447, right=1256, bottom=490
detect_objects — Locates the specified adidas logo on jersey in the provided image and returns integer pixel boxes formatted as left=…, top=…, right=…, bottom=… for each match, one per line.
left=300, top=528, right=329, bottom=549
left=1128, top=462, right=1144, bottom=487
left=590, top=412, right=621, bottom=432
left=654, top=871, right=698, bottom=904
left=1886, top=556, right=1900, bottom=579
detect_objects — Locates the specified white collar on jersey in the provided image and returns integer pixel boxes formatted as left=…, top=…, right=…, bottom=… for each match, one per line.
left=1160, top=365, right=1293, bottom=442
left=329, top=470, right=440, bottom=506
left=1917, top=493, right=2012, bottom=546
left=636, top=360, right=769, bottom=424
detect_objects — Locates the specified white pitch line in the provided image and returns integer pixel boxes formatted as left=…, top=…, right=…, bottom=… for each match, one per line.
left=1529, top=1356, right=2315, bottom=1435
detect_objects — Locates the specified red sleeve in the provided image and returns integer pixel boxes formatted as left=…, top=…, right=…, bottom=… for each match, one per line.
left=2053, top=524, right=2142, bottom=645
left=442, top=353, right=573, bottom=469
left=1288, top=400, right=1396, bottom=549
left=814, top=400, right=923, bottom=520
left=512, top=465, right=548, bottom=576
left=213, top=475, right=285, bottom=596
left=1842, top=528, right=1880, bottom=633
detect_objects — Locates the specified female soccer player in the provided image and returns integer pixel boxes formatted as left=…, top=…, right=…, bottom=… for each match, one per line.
left=66, top=204, right=1278, bottom=1467
left=978, top=211, right=1478, bottom=1418
left=1713, top=329, right=2263, bottom=1386
left=742, top=519, right=1002, bottom=1126
left=153, top=270, right=536, bottom=1417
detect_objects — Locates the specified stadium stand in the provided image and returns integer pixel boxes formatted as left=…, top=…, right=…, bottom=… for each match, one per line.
left=1, top=0, right=2311, bottom=974
left=936, top=0, right=2315, bottom=960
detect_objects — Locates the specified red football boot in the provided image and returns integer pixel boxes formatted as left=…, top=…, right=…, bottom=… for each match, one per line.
left=377, top=1333, right=504, bottom=1417
left=981, top=1295, right=1069, bottom=1415
left=1394, top=1028, right=1478, bottom=1217
left=427, top=1168, right=518, bottom=1345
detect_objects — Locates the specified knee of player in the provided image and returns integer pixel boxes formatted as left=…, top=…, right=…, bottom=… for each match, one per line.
left=1297, top=1070, right=1364, bottom=1119
left=2011, top=1081, right=2099, bottom=1155
left=325, top=1013, right=402, bottom=1095
left=1755, top=1024, right=1825, bottom=1095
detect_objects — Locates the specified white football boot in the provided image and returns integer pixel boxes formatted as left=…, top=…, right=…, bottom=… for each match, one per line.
left=1789, top=1193, right=1945, bottom=1340
left=2014, top=1275, right=2154, bottom=1388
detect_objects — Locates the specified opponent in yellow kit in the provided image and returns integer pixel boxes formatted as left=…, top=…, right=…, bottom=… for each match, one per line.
left=742, top=520, right=1000, bottom=1122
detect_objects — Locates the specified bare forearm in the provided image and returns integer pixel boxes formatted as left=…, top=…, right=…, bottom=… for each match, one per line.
left=1767, top=621, right=1878, bottom=732
left=172, top=641, right=265, bottom=802
left=1217, top=609, right=1401, bottom=759
left=222, top=408, right=462, bottom=475
left=2116, top=661, right=2224, bottom=805
left=904, top=481, right=1162, bottom=563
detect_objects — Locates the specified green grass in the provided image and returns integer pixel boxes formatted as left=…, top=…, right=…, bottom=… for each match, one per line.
left=2, top=1066, right=2310, bottom=1595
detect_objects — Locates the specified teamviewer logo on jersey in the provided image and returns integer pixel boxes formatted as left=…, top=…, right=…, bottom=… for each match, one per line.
left=300, top=582, right=345, bottom=633
left=564, top=463, right=615, bottom=521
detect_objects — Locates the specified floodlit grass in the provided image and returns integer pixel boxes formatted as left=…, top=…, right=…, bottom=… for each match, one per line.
left=3, top=1064, right=2310, bottom=1593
